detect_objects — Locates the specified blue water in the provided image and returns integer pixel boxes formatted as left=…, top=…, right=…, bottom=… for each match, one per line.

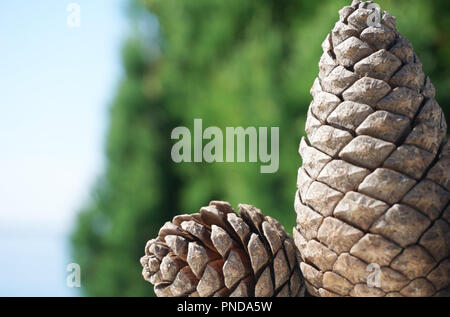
left=0, top=232, right=81, bottom=296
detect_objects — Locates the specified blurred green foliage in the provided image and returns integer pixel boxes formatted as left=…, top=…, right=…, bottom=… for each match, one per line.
left=72, top=0, right=450, bottom=296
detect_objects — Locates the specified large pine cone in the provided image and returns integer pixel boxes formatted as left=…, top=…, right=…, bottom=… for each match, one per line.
left=141, top=201, right=304, bottom=297
left=294, top=0, right=449, bottom=297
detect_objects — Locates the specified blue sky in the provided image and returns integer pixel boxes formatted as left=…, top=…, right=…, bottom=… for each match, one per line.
left=0, top=1, right=127, bottom=295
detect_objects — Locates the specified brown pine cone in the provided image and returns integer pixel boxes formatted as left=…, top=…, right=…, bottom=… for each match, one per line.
left=140, top=201, right=304, bottom=297
left=294, top=0, right=449, bottom=297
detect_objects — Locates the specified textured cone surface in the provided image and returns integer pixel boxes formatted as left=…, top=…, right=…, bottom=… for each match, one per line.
left=141, top=201, right=304, bottom=297
left=295, top=0, right=449, bottom=297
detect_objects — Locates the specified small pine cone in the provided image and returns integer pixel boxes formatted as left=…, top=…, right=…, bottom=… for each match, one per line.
left=295, top=0, right=449, bottom=297
left=141, top=201, right=305, bottom=297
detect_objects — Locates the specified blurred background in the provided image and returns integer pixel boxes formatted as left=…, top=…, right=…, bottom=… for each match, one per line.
left=0, top=0, right=448, bottom=296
